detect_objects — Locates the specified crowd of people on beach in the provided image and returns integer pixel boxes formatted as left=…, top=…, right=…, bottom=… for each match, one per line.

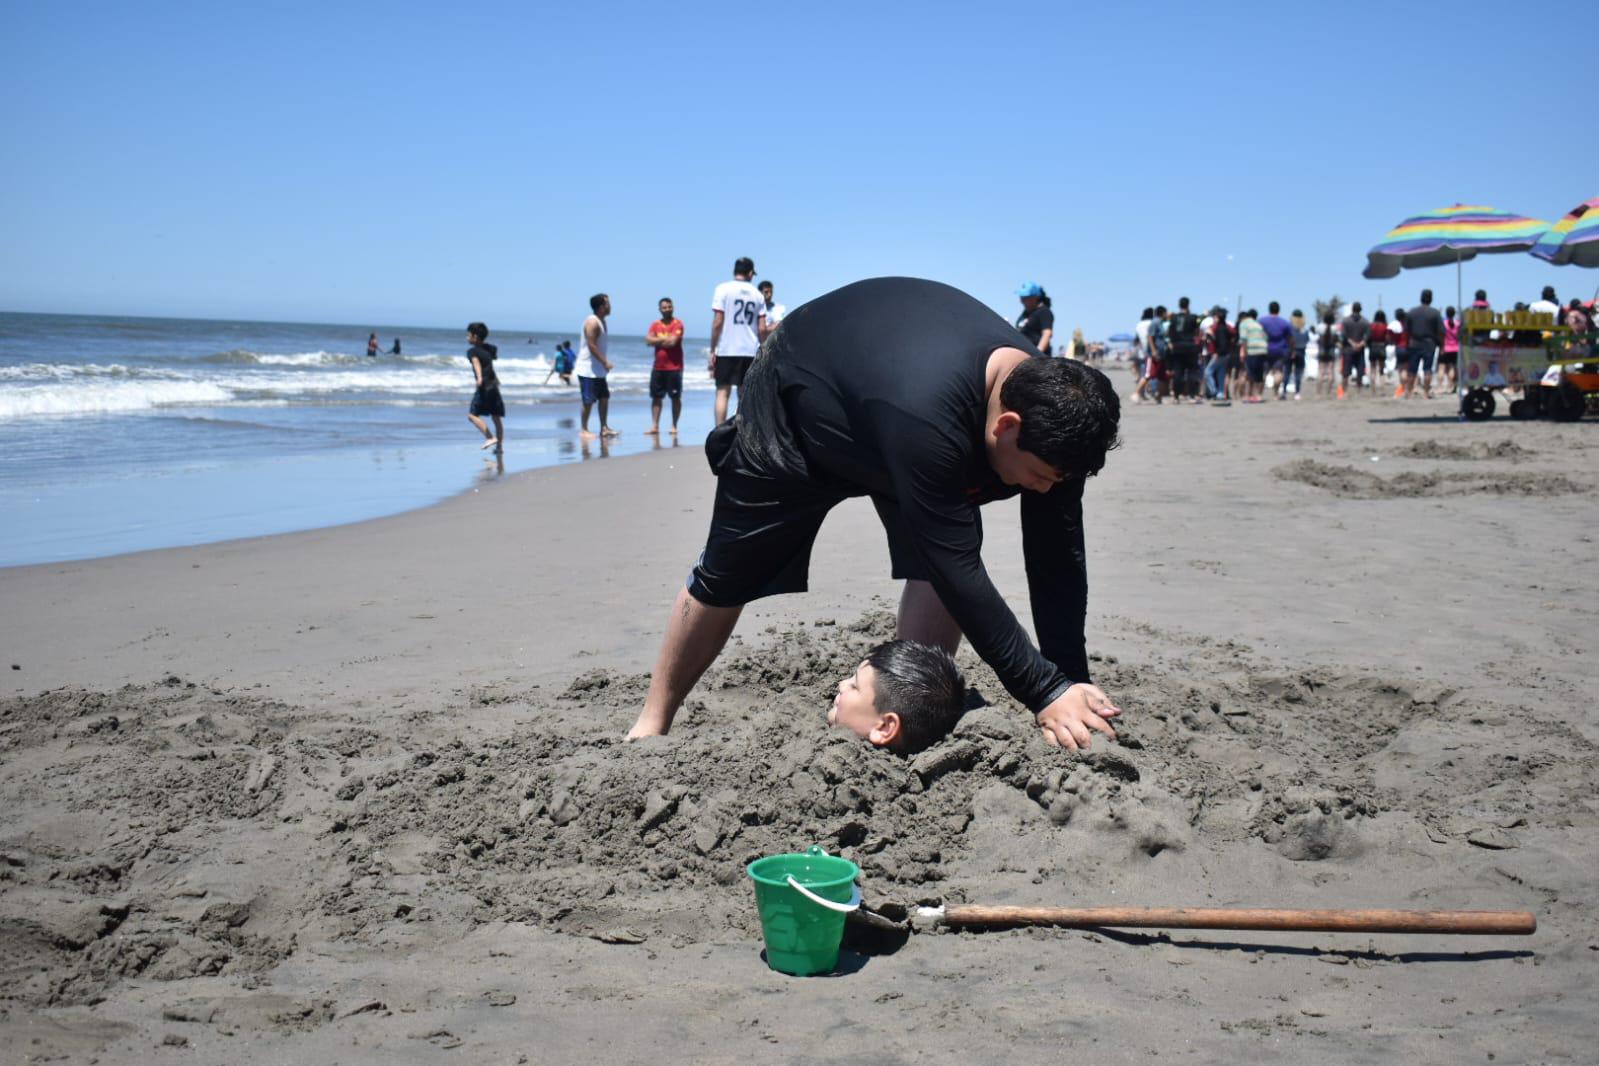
left=1125, top=284, right=1595, bottom=407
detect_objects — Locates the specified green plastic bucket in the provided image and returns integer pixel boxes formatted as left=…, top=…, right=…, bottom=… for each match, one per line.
left=746, top=845, right=861, bottom=976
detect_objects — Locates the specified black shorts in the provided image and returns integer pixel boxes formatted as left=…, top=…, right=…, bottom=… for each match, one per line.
left=649, top=369, right=683, bottom=400
left=685, top=424, right=943, bottom=608
left=714, top=356, right=753, bottom=389
left=1438, top=351, right=1458, bottom=366
left=1244, top=355, right=1267, bottom=383
left=470, top=385, right=505, bottom=417
left=1405, top=345, right=1437, bottom=375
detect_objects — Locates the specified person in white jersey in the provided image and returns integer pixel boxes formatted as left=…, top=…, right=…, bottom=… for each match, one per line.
left=758, top=279, right=786, bottom=342
left=709, top=256, right=765, bottom=425
left=577, top=293, right=618, bottom=439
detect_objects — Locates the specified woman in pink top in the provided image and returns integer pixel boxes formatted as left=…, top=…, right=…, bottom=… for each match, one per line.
left=1439, top=306, right=1461, bottom=392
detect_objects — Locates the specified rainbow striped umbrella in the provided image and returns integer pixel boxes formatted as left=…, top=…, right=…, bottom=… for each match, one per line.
left=1363, top=204, right=1550, bottom=279
left=1530, top=197, right=1599, bottom=268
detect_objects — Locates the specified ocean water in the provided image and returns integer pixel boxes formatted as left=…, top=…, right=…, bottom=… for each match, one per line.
left=0, top=312, right=720, bottom=567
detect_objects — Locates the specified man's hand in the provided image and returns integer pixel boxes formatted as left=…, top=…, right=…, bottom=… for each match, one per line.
left=1036, top=682, right=1120, bottom=751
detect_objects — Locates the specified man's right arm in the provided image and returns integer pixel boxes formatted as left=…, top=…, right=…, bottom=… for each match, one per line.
left=881, top=427, right=1073, bottom=712
left=709, top=310, right=724, bottom=370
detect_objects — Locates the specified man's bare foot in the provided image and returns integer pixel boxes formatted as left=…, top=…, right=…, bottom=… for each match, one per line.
left=580, top=430, right=599, bottom=440
left=626, top=713, right=668, bottom=740
left=668, top=427, right=678, bottom=436
left=644, top=427, right=659, bottom=435
left=602, top=426, right=620, bottom=438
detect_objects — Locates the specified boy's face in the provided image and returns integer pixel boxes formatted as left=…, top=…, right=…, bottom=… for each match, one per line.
left=828, top=661, right=898, bottom=748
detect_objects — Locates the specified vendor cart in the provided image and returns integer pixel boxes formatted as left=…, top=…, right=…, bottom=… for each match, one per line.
left=1458, top=308, right=1595, bottom=421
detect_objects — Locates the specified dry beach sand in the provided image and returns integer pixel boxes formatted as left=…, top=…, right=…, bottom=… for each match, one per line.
left=3, top=380, right=1597, bottom=1064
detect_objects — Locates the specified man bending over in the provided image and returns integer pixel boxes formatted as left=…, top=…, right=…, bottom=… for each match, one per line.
left=628, top=276, right=1123, bottom=752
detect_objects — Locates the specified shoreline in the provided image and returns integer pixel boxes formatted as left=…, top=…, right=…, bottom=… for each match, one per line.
left=0, top=393, right=719, bottom=570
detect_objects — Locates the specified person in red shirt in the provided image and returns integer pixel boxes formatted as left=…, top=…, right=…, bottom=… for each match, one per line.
left=645, top=297, right=686, bottom=436
left=1367, top=311, right=1389, bottom=391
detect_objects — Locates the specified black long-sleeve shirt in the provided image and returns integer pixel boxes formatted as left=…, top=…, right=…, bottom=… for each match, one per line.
left=734, top=277, right=1092, bottom=711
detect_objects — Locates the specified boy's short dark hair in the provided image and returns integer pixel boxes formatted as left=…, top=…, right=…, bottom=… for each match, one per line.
left=759, top=280, right=773, bottom=291
left=734, top=256, right=755, bottom=276
left=867, top=640, right=965, bottom=755
left=1268, top=301, right=1280, bottom=314
left=467, top=321, right=488, bottom=340
left=1000, top=358, right=1122, bottom=479
left=590, top=293, right=607, bottom=312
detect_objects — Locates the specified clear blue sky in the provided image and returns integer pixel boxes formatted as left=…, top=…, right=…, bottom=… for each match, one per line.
left=2, top=0, right=1595, bottom=337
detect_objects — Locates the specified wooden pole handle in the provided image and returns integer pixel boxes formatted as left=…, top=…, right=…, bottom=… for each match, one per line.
left=939, top=905, right=1536, bottom=936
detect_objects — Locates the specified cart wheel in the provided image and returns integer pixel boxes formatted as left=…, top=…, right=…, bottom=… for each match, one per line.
left=1462, top=389, right=1496, bottom=422
left=1550, top=381, right=1585, bottom=422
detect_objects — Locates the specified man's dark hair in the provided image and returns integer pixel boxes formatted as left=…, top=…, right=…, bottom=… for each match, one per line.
left=590, top=293, right=607, bottom=312
left=1395, top=308, right=1407, bottom=323
left=759, top=280, right=773, bottom=292
left=1000, top=358, right=1121, bottom=479
left=1421, top=288, right=1433, bottom=304
left=1154, top=304, right=1167, bottom=316
left=1542, top=286, right=1556, bottom=301
left=1475, top=289, right=1488, bottom=302
left=1268, top=301, right=1280, bottom=314
left=1178, top=296, right=1190, bottom=310
left=1291, top=308, right=1304, bottom=318
left=1352, top=301, right=1362, bottom=313
left=734, top=256, right=755, bottom=276
left=467, top=321, right=488, bottom=340
left=659, top=296, right=672, bottom=305
left=866, top=640, right=965, bottom=756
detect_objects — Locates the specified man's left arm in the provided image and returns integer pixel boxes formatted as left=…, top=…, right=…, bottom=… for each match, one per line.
left=1021, top=478, right=1122, bottom=750
left=1020, top=478, right=1090, bottom=684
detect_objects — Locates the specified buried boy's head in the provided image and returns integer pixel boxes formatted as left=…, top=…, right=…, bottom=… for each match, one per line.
left=828, top=640, right=965, bottom=755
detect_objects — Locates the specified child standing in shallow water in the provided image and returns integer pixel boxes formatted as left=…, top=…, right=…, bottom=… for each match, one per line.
left=465, top=322, right=504, bottom=453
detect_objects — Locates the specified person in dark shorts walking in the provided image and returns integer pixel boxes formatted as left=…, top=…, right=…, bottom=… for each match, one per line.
left=465, top=322, right=504, bottom=453
left=645, top=297, right=685, bottom=437
left=627, top=277, right=1125, bottom=754
left=710, top=257, right=764, bottom=425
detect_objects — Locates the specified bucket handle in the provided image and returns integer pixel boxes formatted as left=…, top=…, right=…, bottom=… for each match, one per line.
left=786, top=876, right=861, bottom=913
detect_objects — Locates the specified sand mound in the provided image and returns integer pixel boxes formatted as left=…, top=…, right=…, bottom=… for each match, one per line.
left=1390, top=439, right=1534, bottom=461
left=1273, top=459, right=1583, bottom=499
left=4, top=612, right=1591, bottom=1013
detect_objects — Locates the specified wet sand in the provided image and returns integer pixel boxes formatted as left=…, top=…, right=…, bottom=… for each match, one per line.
left=3, top=380, right=1597, bottom=1063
